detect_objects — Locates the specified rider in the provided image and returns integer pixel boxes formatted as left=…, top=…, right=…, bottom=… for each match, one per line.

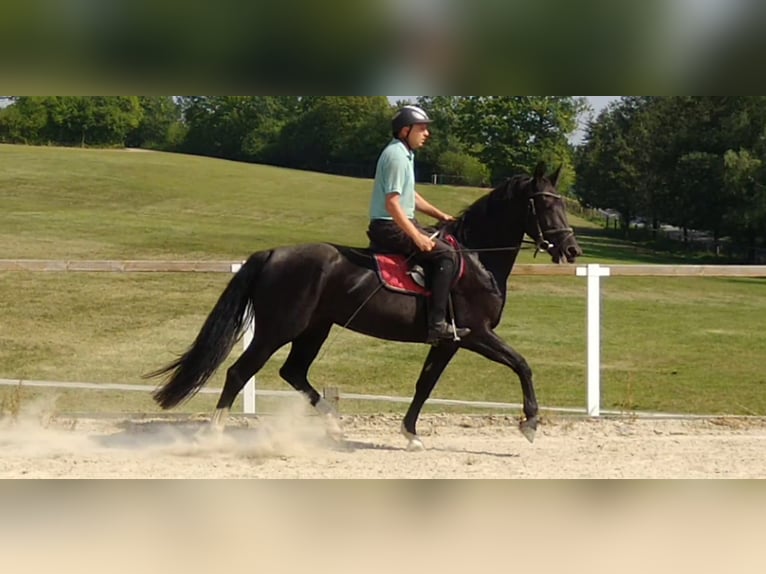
left=367, top=105, right=471, bottom=344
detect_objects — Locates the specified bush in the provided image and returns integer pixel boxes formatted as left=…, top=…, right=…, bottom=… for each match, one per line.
left=436, top=150, right=490, bottom=187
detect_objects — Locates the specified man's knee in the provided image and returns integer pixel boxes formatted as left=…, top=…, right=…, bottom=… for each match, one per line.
left=433, top=244, right=458, bottom=269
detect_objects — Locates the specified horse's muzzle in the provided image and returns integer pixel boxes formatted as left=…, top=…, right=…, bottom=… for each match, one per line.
left=549, top=237, right=582, bottom=264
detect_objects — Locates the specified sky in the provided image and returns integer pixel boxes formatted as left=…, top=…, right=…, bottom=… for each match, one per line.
left=585, top=96, right=619, bottom=113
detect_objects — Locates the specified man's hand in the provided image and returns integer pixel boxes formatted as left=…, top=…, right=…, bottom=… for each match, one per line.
left=414, top=233, right=436, bottom=252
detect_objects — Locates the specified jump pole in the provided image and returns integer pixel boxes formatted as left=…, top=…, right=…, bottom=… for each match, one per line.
left=576, top=264, right=610, bottom=417
left=231, top=263, right=256, bottom=414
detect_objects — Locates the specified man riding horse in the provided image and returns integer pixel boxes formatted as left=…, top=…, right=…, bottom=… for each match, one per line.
left=367, top=105, right=471, bottom=344
left=148, top=103, right=583, bottom=448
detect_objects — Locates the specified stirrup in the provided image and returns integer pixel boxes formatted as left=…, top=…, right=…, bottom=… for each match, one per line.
left=426, top=321, right=470, bottom=344
left=408, top=265, right=427, bottom=288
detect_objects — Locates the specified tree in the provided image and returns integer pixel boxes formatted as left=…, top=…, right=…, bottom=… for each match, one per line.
left=575, top=98, right=647, bottom=232
left=575, top=96, right=766, bottom=258
left=436, top=150, right=490, bottom=186
left=0, top=97, right=48, bottom=143
left=32, top=97, right=143, bottom=146
left=2, top=96, right=143, bottom=146
left=451, top=96, right=584, bottom=186
left=644, top=97, right=766, bottom=245
left=180, top=96, right=254, bottom=159
left=413, top=96, right=467, bottom=179
left=722, top=150, right=766, bottom=260
left=240, top=96, right=301, bottom=163
left=275, top=96, right=391, bottom=175
left=126, top=97, right=181, bottom=150
left=179, top=96, right=300, bottom=162
left=81, top=97, right=142, bottom=146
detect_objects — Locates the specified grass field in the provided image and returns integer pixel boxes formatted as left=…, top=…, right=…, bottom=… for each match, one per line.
left=1, top=144, right=765, bottom=417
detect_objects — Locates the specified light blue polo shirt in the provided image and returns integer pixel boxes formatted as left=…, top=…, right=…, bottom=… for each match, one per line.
left=369, top=139, right=416, bottom=220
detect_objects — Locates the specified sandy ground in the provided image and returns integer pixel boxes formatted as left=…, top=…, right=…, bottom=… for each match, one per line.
left=2, top=400, right=765, bottom=478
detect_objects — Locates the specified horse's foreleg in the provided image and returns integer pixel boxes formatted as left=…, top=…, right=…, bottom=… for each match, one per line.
left=314, top=397, right=343, bottom=441
left=401, top=343, right=459, bottom=451
left=195, top=407, right=230, bottom=444
left=461, top=331, right=539, bottom=443
left=211, top=408, right=230, bottom=432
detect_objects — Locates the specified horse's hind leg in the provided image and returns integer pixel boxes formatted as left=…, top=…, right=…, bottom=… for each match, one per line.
left=278, top=323, right=342, bottom=438
left=211, top=336, right=283, bottom=432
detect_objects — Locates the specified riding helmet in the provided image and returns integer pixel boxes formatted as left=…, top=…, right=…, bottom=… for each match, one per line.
left=392, top=105, right=433, bottom=137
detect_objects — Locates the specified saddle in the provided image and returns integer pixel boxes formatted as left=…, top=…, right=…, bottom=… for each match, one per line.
left=371, top=235, right=465, bottom=296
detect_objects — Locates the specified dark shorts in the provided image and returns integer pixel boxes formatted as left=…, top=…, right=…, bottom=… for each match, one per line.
left=367, top=219, right=457, bottom=266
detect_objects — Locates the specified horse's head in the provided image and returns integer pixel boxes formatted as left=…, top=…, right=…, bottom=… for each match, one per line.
left=524, top=162, right=583, bottom=264
left=448, top=165, right=583, bottom=264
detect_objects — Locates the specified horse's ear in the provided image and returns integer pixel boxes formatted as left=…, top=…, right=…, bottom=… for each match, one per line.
left=550, top=165, right=563, bottom=187
left=533, top=162, right=547, bottom=180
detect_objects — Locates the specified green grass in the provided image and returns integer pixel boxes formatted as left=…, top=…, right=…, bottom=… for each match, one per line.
left=1, top=144, right=765, bottom=417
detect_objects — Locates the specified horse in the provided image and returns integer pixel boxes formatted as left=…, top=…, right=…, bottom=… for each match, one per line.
left=146, top=162, right=582, bottom=450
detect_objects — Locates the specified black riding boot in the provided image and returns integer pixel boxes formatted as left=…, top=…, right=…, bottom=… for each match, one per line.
left=426, top=258, right=471, bottom=344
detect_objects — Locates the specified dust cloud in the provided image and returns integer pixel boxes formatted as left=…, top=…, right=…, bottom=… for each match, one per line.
left=2, top=396, right=766, bottom=478
left=0, top=395, right=337, bottom=477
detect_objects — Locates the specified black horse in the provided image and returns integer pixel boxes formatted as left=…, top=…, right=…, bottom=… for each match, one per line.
left=148, top=162, right=582, bottom=449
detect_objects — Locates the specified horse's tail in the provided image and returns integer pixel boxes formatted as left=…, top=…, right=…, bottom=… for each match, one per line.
left=147, top=250, right=272, bottom=409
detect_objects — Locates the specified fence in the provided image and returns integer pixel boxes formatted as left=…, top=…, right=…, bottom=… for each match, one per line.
left=2, top=260, right=765, bottom=417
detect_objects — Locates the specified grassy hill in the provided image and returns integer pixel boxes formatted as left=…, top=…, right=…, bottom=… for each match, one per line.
left=1, top=144, right=765, bottom=417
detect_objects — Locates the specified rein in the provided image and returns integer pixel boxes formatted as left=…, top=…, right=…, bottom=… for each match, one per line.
left=445, top=242, right=533, bottom=254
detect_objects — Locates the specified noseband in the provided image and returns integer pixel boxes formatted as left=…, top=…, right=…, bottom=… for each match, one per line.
left=527, top=190, right=575, bottom=257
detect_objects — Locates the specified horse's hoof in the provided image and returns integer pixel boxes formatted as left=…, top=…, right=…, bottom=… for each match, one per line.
left=324, top=414, right=344, bottom=442
left=406, top=437, right=426, bottom=452
left=208, top=409, right=229, bottom=432
left=519, top=417, right=537, bottom=444
left=194, top=421, right=225, bottom=444
left=401, top=424, right=425, bottom=452
left=316, top=399, right=344, bottom=441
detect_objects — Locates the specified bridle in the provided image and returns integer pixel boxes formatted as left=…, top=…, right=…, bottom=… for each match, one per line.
left=527, top=189, right=575, bottom=258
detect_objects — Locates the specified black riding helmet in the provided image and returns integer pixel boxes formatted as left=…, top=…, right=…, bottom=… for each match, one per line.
left=392, top=105, right=433, bottom=137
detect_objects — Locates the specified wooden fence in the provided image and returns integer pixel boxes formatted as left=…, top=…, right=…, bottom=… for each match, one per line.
left=2, top=260, right=766, bottom=277
left=2, top=260, right=765, bottom=416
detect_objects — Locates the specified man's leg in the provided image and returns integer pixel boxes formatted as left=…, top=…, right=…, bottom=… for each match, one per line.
left=369, top=220, right=470, bottom=344
left=425, top=252, right=470, bottom=344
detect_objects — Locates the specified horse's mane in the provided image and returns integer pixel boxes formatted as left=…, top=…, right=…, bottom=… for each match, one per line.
left=447, top=174, right=531, bottom=245
left=437, top=174, right=533, bottom=299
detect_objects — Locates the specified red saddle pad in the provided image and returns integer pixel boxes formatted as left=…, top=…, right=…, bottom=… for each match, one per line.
left=372, top=235, right=465, bottom=296
left=374, top=254, right=430, bottom=296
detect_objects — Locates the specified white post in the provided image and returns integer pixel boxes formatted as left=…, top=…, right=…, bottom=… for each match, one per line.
left=576, top=264, right=611, bottom=417
left=231, top=263, right=256, bottom=414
